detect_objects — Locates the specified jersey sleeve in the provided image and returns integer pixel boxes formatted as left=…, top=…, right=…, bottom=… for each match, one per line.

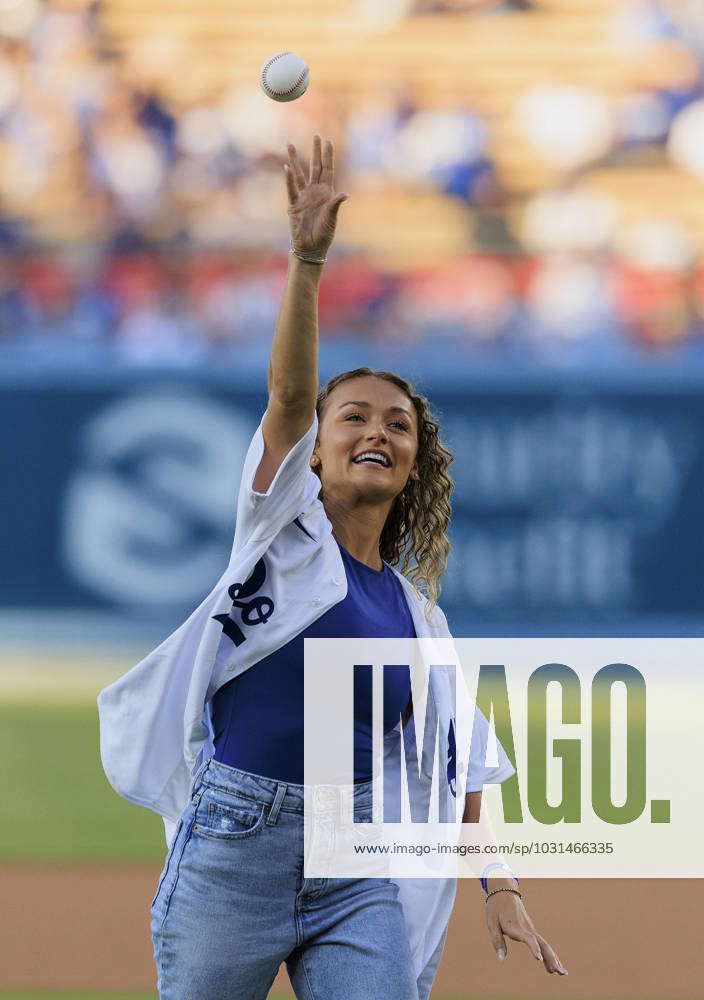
left=430, top=604, right=516, bottom=793
left=229, top=408, right=321, bottom=559
left=465, top=706, right=516, bottom=792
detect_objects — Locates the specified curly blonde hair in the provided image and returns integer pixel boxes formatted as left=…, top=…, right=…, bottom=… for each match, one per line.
left=313, top=368, right=454, bottom=621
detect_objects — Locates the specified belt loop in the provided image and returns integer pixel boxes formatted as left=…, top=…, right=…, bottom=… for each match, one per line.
left=266, top=783, right=287, bottom=826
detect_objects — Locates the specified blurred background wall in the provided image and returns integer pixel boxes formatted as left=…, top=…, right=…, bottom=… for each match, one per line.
left=4, top=370, right=704, bottom=640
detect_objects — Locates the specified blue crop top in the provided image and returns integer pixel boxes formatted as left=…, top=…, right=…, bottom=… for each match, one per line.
left=211, top=538, right=416, bottom=783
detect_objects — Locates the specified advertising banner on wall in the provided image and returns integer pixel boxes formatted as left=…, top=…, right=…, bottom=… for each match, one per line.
left=3, top=373, right=704, bottom=634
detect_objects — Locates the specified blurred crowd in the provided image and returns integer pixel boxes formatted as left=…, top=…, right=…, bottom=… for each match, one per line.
left=2, top=0, right=704, bottom=366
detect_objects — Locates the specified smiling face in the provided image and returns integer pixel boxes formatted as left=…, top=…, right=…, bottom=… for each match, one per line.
left=311, top=375, right=420, bottom=504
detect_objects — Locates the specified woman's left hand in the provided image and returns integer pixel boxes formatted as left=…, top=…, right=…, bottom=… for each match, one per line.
left=485, top=889, right=568, bottom=975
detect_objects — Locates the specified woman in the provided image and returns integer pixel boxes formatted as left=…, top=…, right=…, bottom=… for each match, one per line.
left=98, top=134, right=565, bottom=1000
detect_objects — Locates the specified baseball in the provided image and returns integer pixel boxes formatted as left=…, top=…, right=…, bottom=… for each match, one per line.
left=260, top=52, right=310, bottom=103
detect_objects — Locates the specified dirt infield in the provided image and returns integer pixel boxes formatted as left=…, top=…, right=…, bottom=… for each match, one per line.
left=1, top=863, right=699, bottom=997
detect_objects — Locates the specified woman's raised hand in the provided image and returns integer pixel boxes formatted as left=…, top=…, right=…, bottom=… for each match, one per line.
left=284, top=134, right=348, bottom=260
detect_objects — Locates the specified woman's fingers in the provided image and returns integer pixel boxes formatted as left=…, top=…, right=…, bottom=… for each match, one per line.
left=287, top=144, right=307, bottom=191
left=309, top=132, right=322, bottom=184
left=320, top=137, right=334, bottom=187
left=536, top=933, right=569, bottom=976
left=288, top=136, right=336, bottom=192
left=325, top=192, right=348, bottom=225
left=503, top=923, right=543, bottom=963
left=489, top=899, right=567, bottom=977
left=486, top=913, right=508, bottom=961
left=283, top=163, right=298, bottom=204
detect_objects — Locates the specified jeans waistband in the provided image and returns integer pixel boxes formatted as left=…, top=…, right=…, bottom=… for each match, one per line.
left=193, top=756, right=375, bottom=815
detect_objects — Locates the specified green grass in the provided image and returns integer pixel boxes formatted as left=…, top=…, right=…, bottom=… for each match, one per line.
left=0, top=703, right=165, bottom=861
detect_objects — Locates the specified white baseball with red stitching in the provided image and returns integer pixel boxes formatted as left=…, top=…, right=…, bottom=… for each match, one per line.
left=260, top=52, right=310, bottom=103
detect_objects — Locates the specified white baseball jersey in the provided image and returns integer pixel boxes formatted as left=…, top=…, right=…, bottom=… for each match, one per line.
left=97, top=408, right=515, bottom=986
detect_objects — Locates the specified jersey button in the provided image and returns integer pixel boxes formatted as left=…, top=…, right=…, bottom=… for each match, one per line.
left=312, top=596, right=321, bottom=606
left=332, top=577, right=342, bottom=586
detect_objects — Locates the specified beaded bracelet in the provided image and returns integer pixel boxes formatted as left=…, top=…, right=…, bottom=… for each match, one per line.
left=485, top=886, right=522, bottom=903
left=289, top=243, right=327, bottom=265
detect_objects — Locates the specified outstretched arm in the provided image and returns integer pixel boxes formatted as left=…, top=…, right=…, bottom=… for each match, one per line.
left=253, top=134, right=348, bottom=493
left=463, top=791, right=568, bottom=976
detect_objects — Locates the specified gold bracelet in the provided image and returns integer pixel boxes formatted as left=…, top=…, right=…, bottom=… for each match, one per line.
left=485, top=886, right=522, bottom=902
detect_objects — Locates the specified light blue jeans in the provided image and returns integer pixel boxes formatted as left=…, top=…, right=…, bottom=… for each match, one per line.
left=150, top=756, right=429, bottom=999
